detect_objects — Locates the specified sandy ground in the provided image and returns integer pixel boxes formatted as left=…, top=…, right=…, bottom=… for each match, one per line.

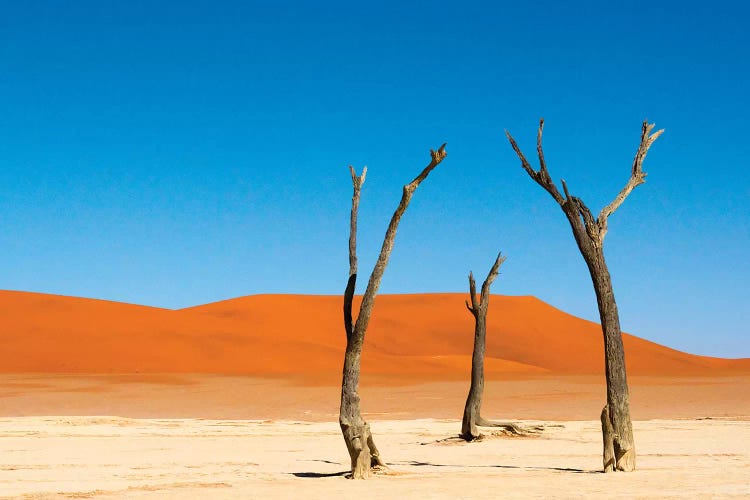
left=2, top=374, right=748, bottom=421
left=1, top=417, right=749, bottom=499
left=1, top=374, right=749, bottom=498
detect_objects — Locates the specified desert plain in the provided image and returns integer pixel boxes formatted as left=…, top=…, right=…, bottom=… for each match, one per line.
left=1, top=290, right=749, bottom=498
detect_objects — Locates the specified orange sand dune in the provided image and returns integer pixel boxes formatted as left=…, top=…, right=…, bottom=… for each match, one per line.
left=0, top=290, right=747, bottom=382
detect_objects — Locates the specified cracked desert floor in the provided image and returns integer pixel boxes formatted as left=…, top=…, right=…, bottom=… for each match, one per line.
left=1, top=374, right=749, bottom=499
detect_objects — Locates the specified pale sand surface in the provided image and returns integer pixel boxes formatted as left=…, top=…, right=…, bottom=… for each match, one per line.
left=1, top=417, right=749, bottom=499
left=1, top=374, right=749, bottom=498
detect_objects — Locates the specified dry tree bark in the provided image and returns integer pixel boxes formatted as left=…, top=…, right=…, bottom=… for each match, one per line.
left=461, top=253, right=536, bottom=441
left=505, top=120, right=663, bottom=472
left=601, top=404, right=616, bottom=472
left=340, top=144, right=447, bottom=479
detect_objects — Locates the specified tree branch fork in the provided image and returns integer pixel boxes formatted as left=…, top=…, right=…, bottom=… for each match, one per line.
left=465, top=252, right=505, bottom=317
left=505, top=119, right=663, bottom=246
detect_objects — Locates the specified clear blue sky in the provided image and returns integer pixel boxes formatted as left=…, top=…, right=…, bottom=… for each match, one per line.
left=1, top=1, right=748, bottom=357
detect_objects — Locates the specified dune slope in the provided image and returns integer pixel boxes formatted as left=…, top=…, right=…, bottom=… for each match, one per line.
left=0, top=290, right=747, bottom=381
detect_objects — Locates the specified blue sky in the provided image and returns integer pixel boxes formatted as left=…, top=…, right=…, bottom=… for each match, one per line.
left=1, top=1, right=748, bottom=357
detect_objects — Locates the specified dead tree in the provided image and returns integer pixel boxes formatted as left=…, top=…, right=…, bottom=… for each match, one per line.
left=340, top=144, right=447, bottom=479
left=460, top=253, right=535, bottom=441
left=505, top=120, right=663, bottom=472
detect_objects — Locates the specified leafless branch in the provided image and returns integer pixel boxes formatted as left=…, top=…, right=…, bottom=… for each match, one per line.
left=353, top=144, right=448, bottom=337
left=480, top=252, right=506, bottom=303
left=561, top=178, right=572, bottom=202
left=597, top=121, right=663, bottom=239
left=506, top=119, right=564, bottom=205
left=537, top=120, right=548, bottom=176
left=406, top=143, right=447, bottom=191
left=467, top=252, right=505, bottom=318
left=344, top=166, right=366, bottom=341
left=466, top=272, right=478, bottom=315
left=511, top=120, right=663, bottom=246
left=348, top=166, right=366, bottom=276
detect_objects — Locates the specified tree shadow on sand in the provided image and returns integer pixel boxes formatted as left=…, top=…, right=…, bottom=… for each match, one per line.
left=292, top=459, right=350, bottom=478
left=419, top=425, right=558, bottom=446
left=292, top=471, right=350, bottom=478
left=293, top=461, right=599, bottom=477
left=397, top=460, right=599, bottom=474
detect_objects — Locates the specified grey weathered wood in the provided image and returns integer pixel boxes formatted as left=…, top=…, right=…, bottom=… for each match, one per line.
left=461, top=253, right=505, bottom=440
left=601, top=404, right=616, bottom=472
left=460, top=253, right=535, bottom=440
left=339, top=145, right=447, bottom=479
left=506, top=120, right=662, bottom=472
left=343, top=166, right=365, bottom=344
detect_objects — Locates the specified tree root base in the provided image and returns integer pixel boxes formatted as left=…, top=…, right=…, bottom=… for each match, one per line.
left=459, top=419, right=545, bottom=442
left=601, top=404, right=636, bottom=472
left=345, top=464, right=390, bottom=480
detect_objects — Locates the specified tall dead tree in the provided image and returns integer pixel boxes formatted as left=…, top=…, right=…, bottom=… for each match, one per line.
left=460, top=253, right=532, bottom=441
left=462, top=252, right=504, bottom=439
left=505, top=120, right=662, bottom=472
left=340, top=144, right=447, bottom=479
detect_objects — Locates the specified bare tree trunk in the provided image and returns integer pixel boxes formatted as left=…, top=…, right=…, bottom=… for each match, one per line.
left=506, top=120, right=662, bottom=471
left=584, top=249, right=635, bottom=471
left=601, top=405, right=616, bottom=472
left=461, top=309, right=487, bottom=440
left=461, top=254, right=505, bottom=441
left=340, top=145, right=447, bottom=479
left=340, top=167, right=380, bottom=478
left=340, top=345, right=381, bottom=478
left=564, top=209, right=636, bottom=469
